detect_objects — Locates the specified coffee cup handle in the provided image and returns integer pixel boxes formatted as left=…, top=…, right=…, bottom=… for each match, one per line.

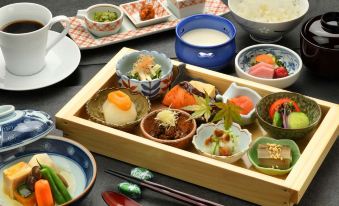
left=46, top=15, right=70, bottom=52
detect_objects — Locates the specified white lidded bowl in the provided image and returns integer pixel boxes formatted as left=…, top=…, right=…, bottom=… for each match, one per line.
left=192, top=121, right=252, bottom=163
left=217, top=83, right=261, bottom=125
left=228, top=0, right=309, bottom=43
left=235, top=44, right=302, bottom=88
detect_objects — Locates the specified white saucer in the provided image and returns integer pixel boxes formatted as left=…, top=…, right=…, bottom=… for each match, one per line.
left=0, top=31, right=81, bottom=91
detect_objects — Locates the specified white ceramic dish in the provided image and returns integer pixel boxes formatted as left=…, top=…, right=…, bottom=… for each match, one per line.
left=235, top=44, right=302, bottom=89
left=166, top=0, right=205, bottom=18
left=192, top=122, right=252, bottom=163
left=228, top=0, right=309, bottom=43
left=218, top=83, right=261, bottom=125
left=120, top=0, right=172, bottom=28
left=0, top=31, right=81, bottom=91
left=77, top=4, right=124, bottom=37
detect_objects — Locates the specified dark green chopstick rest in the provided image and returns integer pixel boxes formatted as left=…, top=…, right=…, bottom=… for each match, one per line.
left=130, top=167, right=154, bottom=180
left=118, top=182, right=142, bottom=199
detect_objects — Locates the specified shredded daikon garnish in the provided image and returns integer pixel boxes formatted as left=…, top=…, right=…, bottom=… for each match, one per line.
left=155, top=110, right=178, bottom=127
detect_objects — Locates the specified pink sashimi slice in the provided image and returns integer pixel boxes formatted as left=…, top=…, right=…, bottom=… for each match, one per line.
left=249, top=62, right=274, bottom=72
left=248, top=62, right=275, bottom=79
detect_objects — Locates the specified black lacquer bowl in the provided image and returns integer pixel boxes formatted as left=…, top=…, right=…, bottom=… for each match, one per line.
left=300, top=12, right=339, bottom=78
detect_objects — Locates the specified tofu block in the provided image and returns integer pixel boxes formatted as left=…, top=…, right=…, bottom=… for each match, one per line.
left=257, top=143, right=292, bottom=170
left=189, top=80, right=216, bottom=98
left=3, top=162, right=32, bottom=198
left=28, top=153, right=58, bottom=172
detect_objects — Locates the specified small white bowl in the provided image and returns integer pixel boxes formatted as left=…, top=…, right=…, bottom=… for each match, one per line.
left=235, top=44, right=302, bottom=88
left=192, top=122, right=252, bottom=163
left=228, top=0, right=309, bottom=43
left=77, top=4, right=124, bottom=37
left=217, top=83, right=261, bottom=125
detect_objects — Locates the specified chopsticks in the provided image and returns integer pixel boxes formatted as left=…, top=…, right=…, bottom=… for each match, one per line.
left=105, top=169, right=223, bottom=206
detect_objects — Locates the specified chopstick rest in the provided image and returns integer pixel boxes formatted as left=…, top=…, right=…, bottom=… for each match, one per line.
left=105, top=169, right=223, bottom=206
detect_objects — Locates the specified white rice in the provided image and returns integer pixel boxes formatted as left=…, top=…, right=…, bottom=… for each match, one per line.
left=233, top=0, right=302, bottom=23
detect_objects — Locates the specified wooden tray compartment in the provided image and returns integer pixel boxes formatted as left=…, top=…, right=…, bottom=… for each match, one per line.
left=56, top=48, right=339, bottom=205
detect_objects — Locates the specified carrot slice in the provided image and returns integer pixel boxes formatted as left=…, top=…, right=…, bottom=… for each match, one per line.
left=162, top=85, right=196, bottom=109
left=255, top=54, right=275, bottom=65
left=229, top=96, right=254, bottom=115
left=35, top=179, right=54, bottom=206
left=13, top=190, right=36, bottom=206
left=107, top=91, right=132, bottom=111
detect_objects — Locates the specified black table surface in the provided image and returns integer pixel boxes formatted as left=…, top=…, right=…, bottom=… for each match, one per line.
left=0, top=0, right=338, bottom=205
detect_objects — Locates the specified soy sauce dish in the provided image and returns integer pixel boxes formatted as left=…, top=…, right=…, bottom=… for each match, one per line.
left=175, top=14, right=236, bottom=70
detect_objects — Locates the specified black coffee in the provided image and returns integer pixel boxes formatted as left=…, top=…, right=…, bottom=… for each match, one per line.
left=2, top=20, right=44, bottom=34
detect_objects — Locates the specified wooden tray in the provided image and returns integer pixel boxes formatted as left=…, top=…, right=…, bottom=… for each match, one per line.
left=65, top=0, right=229, bottom=50
left=56, top=48, right=339, bottom=205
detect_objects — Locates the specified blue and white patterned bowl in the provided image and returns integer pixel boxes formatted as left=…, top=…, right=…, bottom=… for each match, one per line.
left=235, top=44, right=302, bottom=88
left=0, top=105, right=54, bottom=152
left=116, top=50, right=173, bottom=99
left=0, top=135, right=97, bottom=206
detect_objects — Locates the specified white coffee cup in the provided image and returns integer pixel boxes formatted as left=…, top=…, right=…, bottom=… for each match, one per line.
left=0, top=3, right=70, bottom=76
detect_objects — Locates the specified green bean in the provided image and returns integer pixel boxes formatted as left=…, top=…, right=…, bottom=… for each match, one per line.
left=42, top=165, right=72, bottom=201
left=40, top=168, right=66, bottom=204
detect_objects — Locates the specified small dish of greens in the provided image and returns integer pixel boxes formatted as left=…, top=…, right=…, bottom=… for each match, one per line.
left=93, top=11, right=118, bottom=22
left=127, top=55, right=162, bottom=81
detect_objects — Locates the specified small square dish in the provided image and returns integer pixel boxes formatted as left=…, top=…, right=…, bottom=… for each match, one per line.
left=120, top=0, right=172, bottom=28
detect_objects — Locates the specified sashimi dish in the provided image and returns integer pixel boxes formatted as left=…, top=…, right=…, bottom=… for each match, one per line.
left=248, top=53, right=289, bottom=79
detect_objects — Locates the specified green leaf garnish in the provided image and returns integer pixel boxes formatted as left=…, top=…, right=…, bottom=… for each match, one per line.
left=183, top=92, right=242, bottom=130
left=212, top=101, right=242, bottom=130
left=183, top=93, right=211, bottom=122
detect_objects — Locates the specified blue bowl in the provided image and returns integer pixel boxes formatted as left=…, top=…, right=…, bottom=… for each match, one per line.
left=175, top=14, right=236, bottom=70
left=0, top=136, right=97, bottom=205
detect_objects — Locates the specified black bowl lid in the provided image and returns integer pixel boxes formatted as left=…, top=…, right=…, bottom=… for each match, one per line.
left=303, top=12, right=339, bottom=49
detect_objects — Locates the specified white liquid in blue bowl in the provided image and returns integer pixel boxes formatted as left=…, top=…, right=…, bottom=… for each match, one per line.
left=181, top=28, right=230, bottom=47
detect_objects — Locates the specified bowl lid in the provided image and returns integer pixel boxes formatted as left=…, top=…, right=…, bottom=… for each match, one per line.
left=303, top=12, right=339, bottom=49
left=0, top=105, right=54, bottom=152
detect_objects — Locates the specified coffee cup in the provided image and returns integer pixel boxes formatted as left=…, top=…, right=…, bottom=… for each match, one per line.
left=0, top=3, right=70, bottom=76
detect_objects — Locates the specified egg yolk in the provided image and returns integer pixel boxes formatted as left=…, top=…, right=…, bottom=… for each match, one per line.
left=107, top=91, right=132, bottom=111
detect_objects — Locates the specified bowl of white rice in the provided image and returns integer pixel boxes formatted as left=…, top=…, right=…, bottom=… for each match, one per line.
left=228, top=0, right=309, bottom=43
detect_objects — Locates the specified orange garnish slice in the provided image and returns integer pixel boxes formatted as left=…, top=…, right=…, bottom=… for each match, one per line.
left=107, top=91, right=132, bottom=111
left=255, top=54, right=275, bottom=65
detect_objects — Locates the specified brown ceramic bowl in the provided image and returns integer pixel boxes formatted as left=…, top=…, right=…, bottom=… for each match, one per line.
left=300, top=13, right=339, bottom=78
left=140, top=109, right=197, bottom=149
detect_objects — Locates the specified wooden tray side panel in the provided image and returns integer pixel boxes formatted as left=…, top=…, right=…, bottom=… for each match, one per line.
left=56, top=116, right=296, bottom=206
left=287, top=106, right=339, bottom=201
